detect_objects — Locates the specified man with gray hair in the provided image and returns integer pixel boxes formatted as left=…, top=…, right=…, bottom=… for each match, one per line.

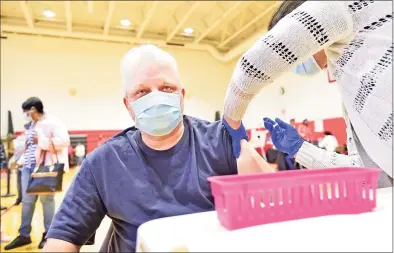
left=43, top=44, right=272, bottom=252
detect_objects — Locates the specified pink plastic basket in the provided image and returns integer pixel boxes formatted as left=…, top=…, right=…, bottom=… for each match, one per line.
left=208, top=167, right=381, bottom=230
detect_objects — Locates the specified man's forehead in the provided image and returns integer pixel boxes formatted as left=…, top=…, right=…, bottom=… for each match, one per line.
left=132, top=79, right=163, bottom=89
left=130, top=79, right=180, bottom=90
left=145, top=63, right=169, bottom=75
left=128, top=66, right=181, bottom=89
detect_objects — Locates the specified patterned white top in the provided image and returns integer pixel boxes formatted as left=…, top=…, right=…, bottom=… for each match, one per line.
left=224, top=1, right=393, bottom=177
left=24, top=121, right=37, bottom=168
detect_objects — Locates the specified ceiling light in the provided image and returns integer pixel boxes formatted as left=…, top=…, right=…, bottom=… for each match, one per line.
left=120, top=19, right=131, bottom=27
left=184, top=27, right=194, bottom=35
left=43, top=10, right=56, bottom=18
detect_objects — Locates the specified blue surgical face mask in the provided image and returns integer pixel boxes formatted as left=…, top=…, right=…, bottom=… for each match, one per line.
left=292, top=57, right=321, bottom=76
left=130, top=91, right=182, bottom=136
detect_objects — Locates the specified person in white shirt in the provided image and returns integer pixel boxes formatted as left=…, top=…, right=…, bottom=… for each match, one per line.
left=318, top=131, right=339, bottom=153
left=221, top=1, right=393, bottom=187
left=10, top=133, right=26, bottom=205
left=74, top=143, right=85, bottom=167
left=5, top=97, right=70, bottom=250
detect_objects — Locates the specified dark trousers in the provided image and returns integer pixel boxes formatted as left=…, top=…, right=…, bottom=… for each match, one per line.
left=266, top=149, right=288, bottom=171
left=16, top=169, right=22, bottom=202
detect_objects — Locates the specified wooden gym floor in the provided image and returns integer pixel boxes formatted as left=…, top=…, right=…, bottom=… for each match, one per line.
left=1, top=168, right=111, bottom=252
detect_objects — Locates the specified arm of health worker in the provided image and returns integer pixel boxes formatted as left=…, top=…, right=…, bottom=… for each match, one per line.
left=223, top=1, right=355, bottom=122
left=237, top=139, right=275, bottom=174
left=263, top=117, right=362, bottom=169
left=222, top=117, right=275, bottom=174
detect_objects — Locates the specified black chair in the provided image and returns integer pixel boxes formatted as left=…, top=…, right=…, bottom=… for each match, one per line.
left=85, top=232, right=96, bottom=246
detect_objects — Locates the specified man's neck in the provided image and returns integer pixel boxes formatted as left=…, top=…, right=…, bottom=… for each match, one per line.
left=141, top=122, right=184, bottom=151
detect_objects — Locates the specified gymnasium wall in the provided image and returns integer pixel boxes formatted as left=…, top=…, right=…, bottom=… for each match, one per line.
left=242, top=70, right=344, bottom=129
left=0, top=33, right=235, bottom=135
left=1, top=33, right=345, bottom=141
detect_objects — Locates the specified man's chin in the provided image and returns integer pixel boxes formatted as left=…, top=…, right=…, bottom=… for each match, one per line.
left=140, top=121, right=184, bottom=140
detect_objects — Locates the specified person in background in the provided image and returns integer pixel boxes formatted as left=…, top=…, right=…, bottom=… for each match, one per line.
left=0, top=140, right=9, bottom=212
left=289, top=118, right=296, bottom=127
left=10, top=133, right=26, bottom=205
left=297, top=119, right=311, bottom=142
left=5, top=97, right=70, bottom=250
left=222, top=1, right=392, bottom=183
left=0, top=140, right=7, bottom=170
left=43, top=45, right=273, bottom=253
left=318, top=131, right=339, bottom=152
left=74, top=143, right=86, bottom=168
left=263, top=117, right=392, bottom=187
left=68, top=144, right=73, bottom=168
left=0, top=140, right=8, bottom=180
left=1, top=141, right=12, bottom=243
left=97, top=135, right=104, bottom=147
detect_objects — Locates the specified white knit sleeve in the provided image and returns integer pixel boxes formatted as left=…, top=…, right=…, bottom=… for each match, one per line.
left=224, top=1, right=354, bottom=120
left=295, top=141, right=362, bottom=169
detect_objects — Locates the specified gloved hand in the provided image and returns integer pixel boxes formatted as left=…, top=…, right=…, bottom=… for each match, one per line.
left=263, top=117, right=304, bottom=157
left=222, top=117, right=249, bottom=159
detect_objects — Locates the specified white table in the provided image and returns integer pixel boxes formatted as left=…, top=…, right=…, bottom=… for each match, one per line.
left=136, top=188, right=393, bottom=252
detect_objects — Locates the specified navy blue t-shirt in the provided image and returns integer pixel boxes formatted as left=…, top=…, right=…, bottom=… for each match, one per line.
left=46, top=116, right=237, bottom=252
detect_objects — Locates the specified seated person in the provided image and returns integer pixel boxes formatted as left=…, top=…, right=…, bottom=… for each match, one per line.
left=43, top=45, right=273, bottom=253
left=318, top=131, right=339, bottom=152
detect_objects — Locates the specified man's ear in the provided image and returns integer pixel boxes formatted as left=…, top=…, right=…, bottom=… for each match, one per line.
left=123, top=97, right=129, bottom=109
left=181, top=88, right=185, bottom=98
left=179, top=88, right=186, bottom=113
left=124, top=97, right=136, bottom=119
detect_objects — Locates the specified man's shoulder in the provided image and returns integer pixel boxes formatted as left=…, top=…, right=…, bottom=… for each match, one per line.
left=184, top=115, right=236, bottom=174
left=184, top=115, right=231, bottom=143
left=184, top=115, right=223, bottom=133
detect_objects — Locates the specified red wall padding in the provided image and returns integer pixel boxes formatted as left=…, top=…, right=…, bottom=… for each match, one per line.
left=247, top=117, right=347, bottom=147
left=15, top=117, right=347, bottom=154
left=322, top=118, right=347, bottom=145
left=15, top=129, right=122, bottom=154
left=69, top=130, right=121, bottom=153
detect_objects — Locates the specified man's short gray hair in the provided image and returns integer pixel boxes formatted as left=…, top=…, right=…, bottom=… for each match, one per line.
left=120, top=44, right=182, bottom=97
left=268, top=1, right=306, bottom=30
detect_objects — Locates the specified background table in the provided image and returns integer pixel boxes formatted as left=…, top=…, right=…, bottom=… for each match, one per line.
left=136, top=188, right=393, bottom=252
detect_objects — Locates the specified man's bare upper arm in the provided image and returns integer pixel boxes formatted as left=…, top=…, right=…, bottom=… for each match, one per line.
left=43, top=238, right=81, bottom=252
left=237, top=139, right=275, bottom=174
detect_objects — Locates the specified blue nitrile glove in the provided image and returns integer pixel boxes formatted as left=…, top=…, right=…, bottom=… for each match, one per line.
left=263, top=117, right=304, bottom=157
left=222, top=117, right=249, bottom=159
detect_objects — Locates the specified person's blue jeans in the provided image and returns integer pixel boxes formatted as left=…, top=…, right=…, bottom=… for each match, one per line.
left=19, top=165, right=55, bottom=237
left=77, top=156, right=84, bottom=165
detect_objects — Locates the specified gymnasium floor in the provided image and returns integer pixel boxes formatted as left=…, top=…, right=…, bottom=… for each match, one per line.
left=0, top=168, right=111, bottom=252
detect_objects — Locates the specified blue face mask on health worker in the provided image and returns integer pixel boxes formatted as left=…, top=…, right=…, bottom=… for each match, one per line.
left=292, top=56, right=322, bottom=76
